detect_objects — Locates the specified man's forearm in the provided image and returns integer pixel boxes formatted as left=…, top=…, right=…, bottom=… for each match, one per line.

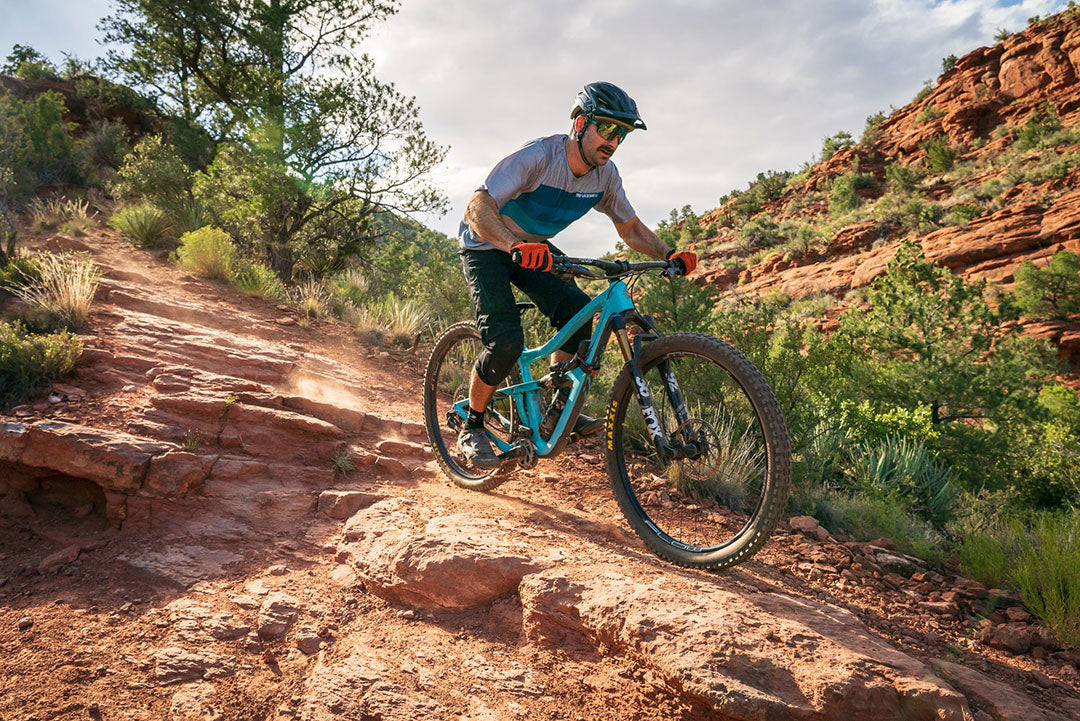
left=465, top=191, right=520, bottom=252
left=622, top=218, right=673, bottom=259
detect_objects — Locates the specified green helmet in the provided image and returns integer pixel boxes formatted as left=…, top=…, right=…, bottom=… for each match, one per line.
left=570, top=82, right=647, bottom=130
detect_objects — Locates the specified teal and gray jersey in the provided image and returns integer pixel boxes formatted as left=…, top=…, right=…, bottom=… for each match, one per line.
left=458, top=134, right=636, bottom=250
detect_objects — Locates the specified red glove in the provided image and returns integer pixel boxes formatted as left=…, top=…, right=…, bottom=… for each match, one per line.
left=511, top=242, right=553, bottom=272
left=667, top=249, right=698, bottom=276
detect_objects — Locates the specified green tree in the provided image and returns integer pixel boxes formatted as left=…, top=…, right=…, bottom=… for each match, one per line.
left=0, top=92, right=34, bottom=262
left=100, top=0, right=446, bottom=279
left=1013, top=252, right=1080, bottom=320
left=835, top=241, right=1052, bottom=428
left=941, top=54, right=958, bottom=73
left=821, top=131, right=854, bottom=161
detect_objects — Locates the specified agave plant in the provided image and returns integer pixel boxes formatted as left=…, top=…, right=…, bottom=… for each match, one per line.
left=109, top=203, right=172, bottom=248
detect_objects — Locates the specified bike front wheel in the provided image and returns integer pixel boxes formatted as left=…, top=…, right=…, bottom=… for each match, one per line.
left=605, top=332, right=791, bottom=570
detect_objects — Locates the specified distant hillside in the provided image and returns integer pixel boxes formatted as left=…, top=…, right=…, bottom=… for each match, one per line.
left=689, top=8, right=1080, bottom=376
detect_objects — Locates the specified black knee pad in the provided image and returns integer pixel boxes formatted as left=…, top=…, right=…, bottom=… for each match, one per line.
left=475, top=328, right=525, bottom=386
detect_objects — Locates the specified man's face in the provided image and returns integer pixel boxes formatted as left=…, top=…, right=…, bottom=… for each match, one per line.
left=580, top=117, right=631, bottom=166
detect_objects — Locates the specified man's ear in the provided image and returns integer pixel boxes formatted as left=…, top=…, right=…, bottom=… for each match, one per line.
left=574, top=115, right=587, bottom=136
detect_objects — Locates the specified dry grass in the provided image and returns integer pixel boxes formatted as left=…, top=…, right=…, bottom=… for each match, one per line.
left=9, top=252, right=101, bottom=330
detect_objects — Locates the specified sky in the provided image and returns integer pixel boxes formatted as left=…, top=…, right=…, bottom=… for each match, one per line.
left=0, top=0, right=1071, bottom=256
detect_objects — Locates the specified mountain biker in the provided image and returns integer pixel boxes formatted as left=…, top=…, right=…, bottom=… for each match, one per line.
left=456, top=81, right=698, bottom=468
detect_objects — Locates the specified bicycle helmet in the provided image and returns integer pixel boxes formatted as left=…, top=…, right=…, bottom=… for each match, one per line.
left=570, top=82, right=647, bottom=130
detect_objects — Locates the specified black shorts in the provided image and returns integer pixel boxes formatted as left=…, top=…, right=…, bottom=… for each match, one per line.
left=460, top=244, right=592, bottom=360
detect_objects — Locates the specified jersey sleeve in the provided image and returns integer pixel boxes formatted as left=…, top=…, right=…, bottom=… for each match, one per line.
left=479, top=141, right=545, bottom=207
left=594, top=168, right=636, bottom=224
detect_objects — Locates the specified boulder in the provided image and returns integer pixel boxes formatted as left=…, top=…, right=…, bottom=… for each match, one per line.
left=519, top=567, right=969, bottom=721
left=38, top=544, right=80, bottom=574
left=257, top=592, right=302, bottom=640
left=317, top=490, right=386, bottom=520
left=343, top=501, right=546, bottom=609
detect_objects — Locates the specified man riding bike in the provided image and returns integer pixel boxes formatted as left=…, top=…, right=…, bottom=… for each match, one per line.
left=456, top=81, right=698, bottom=468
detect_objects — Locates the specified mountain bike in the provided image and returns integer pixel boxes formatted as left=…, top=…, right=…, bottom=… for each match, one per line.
left=422, top=254, right=791, bottom=570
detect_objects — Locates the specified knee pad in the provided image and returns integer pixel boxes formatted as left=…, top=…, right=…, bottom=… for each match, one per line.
left=475, top=328, right=524, bottom=386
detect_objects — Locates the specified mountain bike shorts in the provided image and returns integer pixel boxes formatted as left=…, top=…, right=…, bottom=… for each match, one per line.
left=460, top=245, right=592, bottom=386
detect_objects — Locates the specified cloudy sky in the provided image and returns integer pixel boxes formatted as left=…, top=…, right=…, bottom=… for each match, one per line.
left=0, top=0, right=1070, bottom=255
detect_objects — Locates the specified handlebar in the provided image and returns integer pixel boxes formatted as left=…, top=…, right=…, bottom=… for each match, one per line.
left=551, top=254, right=681, bottom=280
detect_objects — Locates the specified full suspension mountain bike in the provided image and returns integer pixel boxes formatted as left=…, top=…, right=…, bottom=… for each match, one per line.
left=422, top=254, right=791, bottom=570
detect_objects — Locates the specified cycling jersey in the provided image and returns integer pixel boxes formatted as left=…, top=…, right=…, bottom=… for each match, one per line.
left=458, top=134, right=636, bottom=251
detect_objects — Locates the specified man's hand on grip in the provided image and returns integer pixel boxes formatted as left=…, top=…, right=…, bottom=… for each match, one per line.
left=667, top=249, right=697, bottom=276
left=510, top=242, right=553, bottom=272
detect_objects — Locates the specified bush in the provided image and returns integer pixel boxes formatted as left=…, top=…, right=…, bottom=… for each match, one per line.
left=829, top=171, right=875, bottom=216
left=737, top=214, right=781, bottom=250
left=885, top=163, right=920, bottom=192
left=861, top=110, right=888, bottom=145
left=941, top=54, right=957, bottom=73
left=821, top=131, right=853, bottom=162
left=1016, top=103, right=1062, bottom=151
left=943, top=203, right=982, bottom=227
left=921, top=136, right=956, bottom=173
left=79, top=118, right=130, bottom=170
left=232, top=261, right=287, bottom=302
left=176, top=227, right=236, bottom=281
left=292, top=277, right=330, bottom=318
left=8, top=252, right=101, bottom=330
left=1013, top=251, right=1080, bottom=320
left=0, top=255, right=40, bottom=297
left=57, top=198, right=94, bottom=236
left=109, top=203, right=172, bottom=248
left=807, top=488, right=945, bottom=563
left=916, top=104, right=942, bottom=123
left=368, top=294, right=431, bottom=348
left=115, top=135, right=193, bottom=214
left=0, top=321, right=83, bottom=407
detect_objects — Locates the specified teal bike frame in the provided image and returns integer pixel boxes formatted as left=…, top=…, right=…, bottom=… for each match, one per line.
left=450, top=278, right=636, bottom=458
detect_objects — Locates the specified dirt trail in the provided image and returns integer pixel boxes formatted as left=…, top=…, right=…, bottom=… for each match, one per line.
left=1, top=228, right=1079, bottom=721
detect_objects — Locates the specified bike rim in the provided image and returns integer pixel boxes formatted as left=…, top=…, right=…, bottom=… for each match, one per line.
left=614, top=351, right=771, bottom=552
left=426, top=329, right=514, bottom=480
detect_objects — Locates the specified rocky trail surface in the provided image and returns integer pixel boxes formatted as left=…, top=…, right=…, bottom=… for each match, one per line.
left=2, top=229, right=1080, bottom=721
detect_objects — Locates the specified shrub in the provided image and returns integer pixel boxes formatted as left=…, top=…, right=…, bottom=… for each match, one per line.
left=884, top=162, right=920, bottom=192
left=861, top=110, right=888, bottom=145
left=176, top=227, right=236, bottom=281
left=1010, top=510, right=1080, bottom=647
left=1016, top=103, right=1062, bottom=150
left=916, top=104, right=943, bottom=123
left=829, top=171, right=875, bottom=216
left=27, top=196, right=68, bottom=232
left=57, top=198, right=94, bottom=236
left=115, top=135, right=193, bottom=214
left=0, top=321, right=83, bottom=407
left=994, top=28, right=1012, bottom=42
left=811, top=489, right=945, bottom=563
left=821, top=131, right=853, bottom=162
left=0, top=255, right=40, bottom=297
left=944, top=203, right=982, bottom=227
left=921, top=136, right=956, bottom=173
left=913, top=82, right=933, bottom=104
left=941, top=54, right=958, bottom=73
left=109, top=203, right=172, bottom=248
left=79, top=118, right=130, bottom=170
left=1013, top=251, right=1080, bottom=320
left=9, top=252, right=101, bottom=330
left=974, top=178, right=1004, bottom=201
left=232, top=261, right=287, bottom=302
left=737, top=214, right=781, bottom=250
left=899, top=196, right=943, bottom=232
left=369, top=294, right=431, bottom=348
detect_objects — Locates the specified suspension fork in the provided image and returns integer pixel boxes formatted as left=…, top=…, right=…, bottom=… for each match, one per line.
left=613, top=313, right=698, bottom=461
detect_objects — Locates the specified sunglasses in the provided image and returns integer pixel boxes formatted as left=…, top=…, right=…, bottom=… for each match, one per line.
left=589, top=118, right=633, bottom=143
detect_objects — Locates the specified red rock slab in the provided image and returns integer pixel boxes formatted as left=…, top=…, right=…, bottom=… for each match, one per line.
left=282, top=396, right=368, bottom=433
left=17, top=421, right=175, bottom=492
left=143, top=451, right=218, bottom=497
left=932, top=660, right=1067, bottom=721
left=519, top=567, right=970, bottom=721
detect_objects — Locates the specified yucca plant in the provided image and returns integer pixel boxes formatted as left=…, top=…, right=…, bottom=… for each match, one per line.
left=847, top=435, right=959, bottom=533
left=109, top=203, right=172, bottom=248
left=10, top=252, right=101, bottom=330
left=232, top=260, right=287, bottom=302
left=347, top=303, right=389, bottom=345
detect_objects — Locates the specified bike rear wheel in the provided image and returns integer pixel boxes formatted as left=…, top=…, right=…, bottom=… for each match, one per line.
left=605, top=332, right=791, bottom=570
left=423, top=322, right=515, bottom=491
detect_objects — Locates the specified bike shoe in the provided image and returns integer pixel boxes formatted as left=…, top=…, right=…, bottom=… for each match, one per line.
left=456, top=427, right=501, bottom=469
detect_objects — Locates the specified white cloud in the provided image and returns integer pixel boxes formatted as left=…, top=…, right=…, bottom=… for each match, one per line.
left=368, top=0, right=1067, bottom=255
left=0, top=0, right=1069, bottom=256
